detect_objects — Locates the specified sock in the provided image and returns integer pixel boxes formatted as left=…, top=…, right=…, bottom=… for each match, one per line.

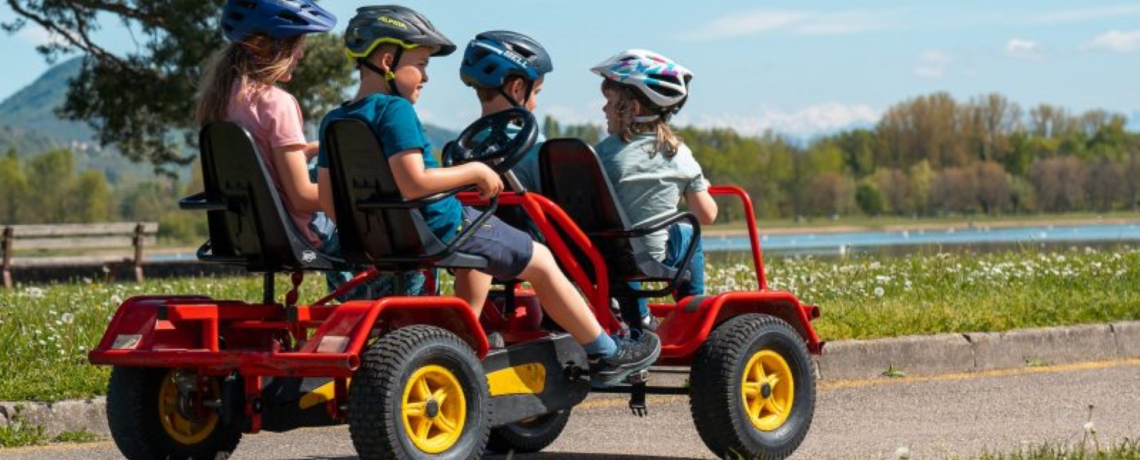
left=582, top=331, right=617, bottom=358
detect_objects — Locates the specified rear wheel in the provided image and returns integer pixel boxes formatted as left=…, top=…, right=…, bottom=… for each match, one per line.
left=689, top=314, right=816, bottom=460
left=106, top=367, right=241, bottom=460
left=348, top=325, right=490, bottom=460
left=486, top=409, right=571, bottom=454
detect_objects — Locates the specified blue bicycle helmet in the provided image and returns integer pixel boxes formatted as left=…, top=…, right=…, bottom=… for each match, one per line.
left=222, top=0, right=337, bottom=43
left=460, top=31, right=553, bottom=89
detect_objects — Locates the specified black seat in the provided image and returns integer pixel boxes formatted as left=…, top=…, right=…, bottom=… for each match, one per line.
left=180, top=122, right=344, bottom=273
left=322, top=119, right=494, bottom=272
left=538, top=138, right=699, bottom=299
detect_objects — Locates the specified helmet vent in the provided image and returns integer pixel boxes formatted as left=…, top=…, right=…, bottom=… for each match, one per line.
left=276, top=11, right=306, bottom=25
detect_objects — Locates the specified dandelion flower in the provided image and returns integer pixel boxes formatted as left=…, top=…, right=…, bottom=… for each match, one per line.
left=893, top=447, right=911, bottom=460
left=1084, top=421, right=1095, bottom=433
left=61, top=313, right=75, bottom=325
left=873, top=286, right=885, bottom=297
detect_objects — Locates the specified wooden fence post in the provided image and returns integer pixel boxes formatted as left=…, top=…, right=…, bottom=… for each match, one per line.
left=2, top=227, right=13, bottom=289
left=132, top=223, right=145, bottom=283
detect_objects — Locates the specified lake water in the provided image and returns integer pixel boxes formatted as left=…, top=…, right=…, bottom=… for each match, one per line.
left=704, top=223, right=1140, bottom=256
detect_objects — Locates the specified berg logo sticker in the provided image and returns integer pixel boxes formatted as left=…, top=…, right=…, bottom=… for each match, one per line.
left=302, top=251, right=317, bottom=263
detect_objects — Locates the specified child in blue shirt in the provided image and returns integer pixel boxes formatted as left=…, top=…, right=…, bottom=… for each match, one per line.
left=590, top=50, right=720, bottom=330
left=458, top=30, right=551, bottom=194
left=315, top=6, right=659, bottom=387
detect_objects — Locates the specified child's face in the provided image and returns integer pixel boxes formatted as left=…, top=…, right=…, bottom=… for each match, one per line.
left=524, top=77, right=544, bottom=112
left=391, top=46, right=434, bottom=104
left=279, top=36, right=306, bottom=83
left=601, top=88, right=623, bottom=136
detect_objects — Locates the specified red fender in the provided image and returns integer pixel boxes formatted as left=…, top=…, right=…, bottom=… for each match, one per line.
left=654, top=290, right=823, bottom=366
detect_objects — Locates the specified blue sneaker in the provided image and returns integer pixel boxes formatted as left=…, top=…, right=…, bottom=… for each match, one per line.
left=589, top=331, right=661, bottom=388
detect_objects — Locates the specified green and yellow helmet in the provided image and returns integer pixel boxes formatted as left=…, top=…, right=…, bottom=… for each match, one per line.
left=344, top=5, right=456, bottom=61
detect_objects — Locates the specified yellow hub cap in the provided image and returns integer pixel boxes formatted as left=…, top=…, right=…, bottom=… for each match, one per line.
left=741, top=349, right=795, bottom=432
left=402, top=365, right=467, bottom=454
left=158, top=372, right=220, bottom=445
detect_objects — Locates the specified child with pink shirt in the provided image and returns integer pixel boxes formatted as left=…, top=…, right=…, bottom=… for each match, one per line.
left=195, top=0, right=419, bottom=298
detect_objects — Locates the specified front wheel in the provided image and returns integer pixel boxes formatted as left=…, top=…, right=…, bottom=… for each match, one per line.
left=106, top=367, right=242, bottom=460
left=689, top=314, right=816, bottom=460
left=348, top=325, right=490, bottom=460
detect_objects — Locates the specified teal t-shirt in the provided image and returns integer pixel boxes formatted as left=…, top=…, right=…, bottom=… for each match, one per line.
left=318, top=94, right=463, bottom=241
left=595, top=134, right=709, bottom=260
left=472, top=125, right=545, bottom=194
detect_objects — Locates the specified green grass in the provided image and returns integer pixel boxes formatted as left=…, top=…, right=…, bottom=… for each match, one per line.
left=0, top=406, right=47, bottom=447
left=967, top=440, right=1140, bottom=460
left=710, top=246, right=1140, bottom=340
left=1, top=247, right=1139, bottom=401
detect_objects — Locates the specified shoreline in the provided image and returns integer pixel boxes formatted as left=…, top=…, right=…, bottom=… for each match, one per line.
left=704, top=216, right=1140, bottom=237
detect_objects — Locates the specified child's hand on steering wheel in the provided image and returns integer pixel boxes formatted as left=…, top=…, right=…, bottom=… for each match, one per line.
left=472, top=163, right=504, bottom=199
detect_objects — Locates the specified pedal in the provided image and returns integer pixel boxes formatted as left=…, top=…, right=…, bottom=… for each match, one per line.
left=629, top=381, right=647, bottom=417
left=625, top=368, right=650, bottom=384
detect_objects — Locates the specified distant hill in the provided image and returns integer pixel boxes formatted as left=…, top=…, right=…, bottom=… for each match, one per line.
left=0, top=57, right=458, bottom=174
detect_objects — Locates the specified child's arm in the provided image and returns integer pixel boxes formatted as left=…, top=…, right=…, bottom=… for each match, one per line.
left=304, top=141, right=320, bottom=160
left=388, top=149, right=504, bottom=200
left=271, top=146, right=322, bottom=213
left=685, top=190, right=719, bottom=226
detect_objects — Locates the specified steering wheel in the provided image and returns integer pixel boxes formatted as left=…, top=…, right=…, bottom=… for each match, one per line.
left=443, top=107, right=538, bottom=174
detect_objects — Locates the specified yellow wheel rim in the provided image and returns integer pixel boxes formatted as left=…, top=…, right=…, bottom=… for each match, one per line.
left=158, top=372, right=220, bottom=445
left=401, top=365, right=467, bottom=454
left=741, top=349, right=795, bottom=432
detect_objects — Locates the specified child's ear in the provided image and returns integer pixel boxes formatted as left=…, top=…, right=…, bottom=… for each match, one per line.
left=379, top=51, right=395, bottom=72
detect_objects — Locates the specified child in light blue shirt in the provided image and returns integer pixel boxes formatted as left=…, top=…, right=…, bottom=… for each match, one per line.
left=591, top=50, right=719, bottom=329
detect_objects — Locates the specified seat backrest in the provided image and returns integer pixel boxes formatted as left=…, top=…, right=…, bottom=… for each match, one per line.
left=197, top=122, right=335, bottom=272
left=323, top=119, right=451, bottom=270
left=538, top=138, right=660, bottom=279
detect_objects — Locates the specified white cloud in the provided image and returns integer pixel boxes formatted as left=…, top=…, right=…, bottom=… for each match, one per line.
left=794, top=11, right=894, bottom=35
left=913, top=50, right=952, bottom=79
left=1005, top=38, right=1043, bottom=60
left=1028, top=5, right=1140, bottom=25
left=683, top=9, right=897, bottom=41
left=1085, top=30, right=1140, bottom=54
left=695, top=103, right=882, bottom=138
left=683, top=10, right=810, bottom=42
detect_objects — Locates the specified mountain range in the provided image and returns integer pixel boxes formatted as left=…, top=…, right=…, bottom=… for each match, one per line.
left=0, top=58, right=458, bottom=179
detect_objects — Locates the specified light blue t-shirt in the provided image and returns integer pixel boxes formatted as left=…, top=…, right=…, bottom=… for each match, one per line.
left=595, top=134, right=709, bottom=260
left=473, top=125, right=545, bottom=194
left=317, top=94, right=463, bottom=241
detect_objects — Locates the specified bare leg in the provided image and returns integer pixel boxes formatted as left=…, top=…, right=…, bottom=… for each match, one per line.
left=518, top=244, right=604, bottom=344
left=454, top=268, right=493, bottom=318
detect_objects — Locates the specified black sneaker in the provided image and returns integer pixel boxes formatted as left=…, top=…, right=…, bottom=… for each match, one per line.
left=589, top=331, right=661, bottom=388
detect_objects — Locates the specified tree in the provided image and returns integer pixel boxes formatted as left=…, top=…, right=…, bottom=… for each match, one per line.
left=3, top=1, right=350, bottom=172
left=806, top=173, right=854, bottom=217
left=1083, top=157, right=1122, bottom=212
left=23, top=149, right=75, bottom=223
left=974, top=161, right=1011, bottom=215
left=855, top=181, right=886, bottom=216
left=0, top=149, right=28, bottom=223
left=66, top=169, right=112, bottom=222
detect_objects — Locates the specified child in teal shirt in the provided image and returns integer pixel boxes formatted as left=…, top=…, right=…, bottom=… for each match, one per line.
left=316, top=6, right=660, bottom=388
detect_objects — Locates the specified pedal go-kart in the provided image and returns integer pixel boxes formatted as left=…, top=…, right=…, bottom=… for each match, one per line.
left=89, top=108, right=824, bottom=460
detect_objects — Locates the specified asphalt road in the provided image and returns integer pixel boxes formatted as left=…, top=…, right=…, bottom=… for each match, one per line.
left=3, top=360, right=1138, bottom=460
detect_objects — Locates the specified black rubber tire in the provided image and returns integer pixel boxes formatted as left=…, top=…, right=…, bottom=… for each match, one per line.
left=689, top=314, right=816, bottom=460
left=348, top=325, right=491, bottom=460
left=485, top=409, right=572, bottom=454
left=106, top=367, right=242, bottom=460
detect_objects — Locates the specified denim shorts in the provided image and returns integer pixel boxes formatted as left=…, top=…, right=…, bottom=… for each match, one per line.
left=456, top=207, right=534, bottom=280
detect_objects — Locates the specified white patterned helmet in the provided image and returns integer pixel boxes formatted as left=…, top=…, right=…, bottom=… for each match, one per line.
left=591, top=49, right=693, bottom=111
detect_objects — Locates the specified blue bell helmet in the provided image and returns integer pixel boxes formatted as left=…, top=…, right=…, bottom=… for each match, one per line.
left=460, top=30, right=553, bottom=89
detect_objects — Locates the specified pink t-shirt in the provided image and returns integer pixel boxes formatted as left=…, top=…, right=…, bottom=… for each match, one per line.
left=226, top=82, right=320, bottom=246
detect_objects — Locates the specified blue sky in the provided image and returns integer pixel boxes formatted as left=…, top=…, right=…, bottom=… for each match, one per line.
left=1, top=1, right=1138, bottom=136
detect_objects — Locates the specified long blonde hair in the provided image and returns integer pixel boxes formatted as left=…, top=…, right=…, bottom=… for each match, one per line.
left=602, top=79, right=682, bottom=158
left=196, top=35, right=303, bottom=126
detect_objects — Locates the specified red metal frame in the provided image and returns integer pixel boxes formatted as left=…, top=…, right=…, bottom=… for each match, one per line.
left=88, top=184, right=821, bottom=434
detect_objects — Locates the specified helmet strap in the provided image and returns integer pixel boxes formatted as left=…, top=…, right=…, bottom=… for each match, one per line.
left=358, top=46, right=407, bottom=99
left=498, top=87, right=522, bottom=109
